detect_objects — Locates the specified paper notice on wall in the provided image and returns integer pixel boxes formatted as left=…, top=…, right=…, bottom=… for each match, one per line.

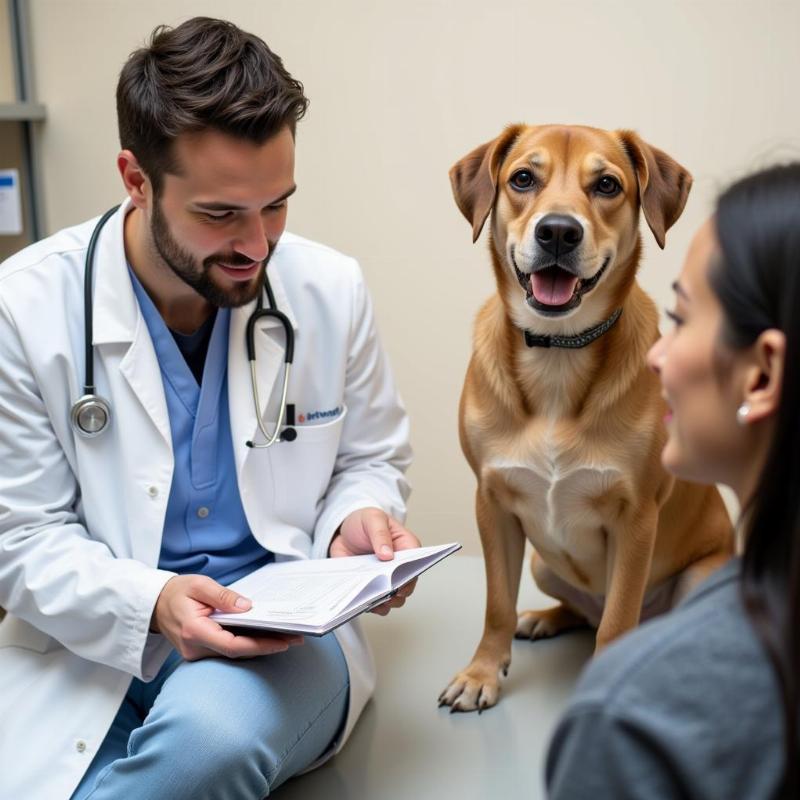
left=0, top=169, right=23, bottom=235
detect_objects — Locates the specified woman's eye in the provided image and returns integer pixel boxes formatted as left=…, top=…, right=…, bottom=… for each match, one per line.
left=664, top=309, right=683, bottom=327
left=510, top=170, right=536, bottom=191
left=595, top=176, right=621, bottom=196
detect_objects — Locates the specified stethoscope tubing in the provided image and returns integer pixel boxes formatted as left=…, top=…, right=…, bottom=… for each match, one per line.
left=83, top=205, right=119, bottom=395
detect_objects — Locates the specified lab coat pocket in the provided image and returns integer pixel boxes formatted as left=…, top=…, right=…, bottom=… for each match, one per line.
left=0, top=614, right=55, bottom=653
left=269, top=405, right=348, bottom=532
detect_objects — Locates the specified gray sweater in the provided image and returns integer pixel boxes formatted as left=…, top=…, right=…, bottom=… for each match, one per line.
left=546, top=559, right=784, bottom=799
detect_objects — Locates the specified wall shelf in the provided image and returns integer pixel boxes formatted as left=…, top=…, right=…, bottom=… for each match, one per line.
left=0, top=101, right=46, bottom=121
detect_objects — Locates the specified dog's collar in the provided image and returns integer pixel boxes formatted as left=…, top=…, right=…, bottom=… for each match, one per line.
left=523, top=307, right=623, bottom=349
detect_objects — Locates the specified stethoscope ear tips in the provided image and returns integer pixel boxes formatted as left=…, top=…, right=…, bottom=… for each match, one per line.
left=70, top=394, right=112, bottom=438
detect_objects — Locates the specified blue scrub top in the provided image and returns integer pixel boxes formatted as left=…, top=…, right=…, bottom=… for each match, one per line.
left=129, top=267, right=272, bottom=585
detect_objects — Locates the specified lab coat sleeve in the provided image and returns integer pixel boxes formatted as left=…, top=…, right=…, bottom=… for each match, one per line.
left=311, top=261, right=412, bottom=558
left=0, top=294, right=175, bottom=680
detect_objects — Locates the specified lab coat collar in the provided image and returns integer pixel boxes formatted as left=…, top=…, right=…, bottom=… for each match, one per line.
left=228, top=245, right=299, bottom=475
left=246, top=237, right=300, bottom=335
left=92, top=199, right=139, bottom=345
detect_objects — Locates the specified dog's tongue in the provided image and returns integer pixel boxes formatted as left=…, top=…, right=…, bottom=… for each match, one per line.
left=530, top=267, right=580, bottom=306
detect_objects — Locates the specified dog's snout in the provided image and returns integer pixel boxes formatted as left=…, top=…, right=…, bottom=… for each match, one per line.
left=535, top=214, right=584, bottom=258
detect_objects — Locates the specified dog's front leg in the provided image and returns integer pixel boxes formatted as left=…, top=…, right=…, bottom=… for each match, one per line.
left=438, top=487, right=525, bottom=712
left=595, top=504, right=658, bottom=651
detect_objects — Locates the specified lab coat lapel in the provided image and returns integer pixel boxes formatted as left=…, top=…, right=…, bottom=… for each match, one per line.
left=91, top=200, right=172, bottom=448
left=228, top=261, right=299, bottom=477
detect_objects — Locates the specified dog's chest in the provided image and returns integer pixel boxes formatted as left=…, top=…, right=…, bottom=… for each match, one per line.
left=482, top=420, right=628, bottom=556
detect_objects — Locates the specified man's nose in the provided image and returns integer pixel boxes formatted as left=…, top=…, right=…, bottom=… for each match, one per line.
left=535, top=214, right=584, bottom=258
left=233, top=215, right=270, bottom=262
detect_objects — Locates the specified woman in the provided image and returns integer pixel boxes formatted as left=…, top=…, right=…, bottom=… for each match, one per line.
left=546, top=163, right=800, bottom=799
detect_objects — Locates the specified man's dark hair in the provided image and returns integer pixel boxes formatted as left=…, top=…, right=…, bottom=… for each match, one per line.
left=116, top=17, right=308, bottom=194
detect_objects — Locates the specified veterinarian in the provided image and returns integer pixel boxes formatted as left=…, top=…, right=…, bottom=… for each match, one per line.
left=0, top=17, right=416, bottom=800
left=546, top=163, right=800, bottom=799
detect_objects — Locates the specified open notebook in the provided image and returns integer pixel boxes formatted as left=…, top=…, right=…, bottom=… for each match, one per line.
left=211, top=542, right=461, bottom=636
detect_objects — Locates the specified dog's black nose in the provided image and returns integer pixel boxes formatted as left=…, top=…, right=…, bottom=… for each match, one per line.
left=535, top=214, right=584, bottom=258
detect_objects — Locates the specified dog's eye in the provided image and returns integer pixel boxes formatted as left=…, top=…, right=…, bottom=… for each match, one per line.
left=510, top=170, right=536, bottom=191
left=595, top=176, right=621, bottom=196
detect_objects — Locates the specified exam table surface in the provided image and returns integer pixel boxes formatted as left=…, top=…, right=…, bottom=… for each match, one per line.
left=279, top=553, right=594, bottom=800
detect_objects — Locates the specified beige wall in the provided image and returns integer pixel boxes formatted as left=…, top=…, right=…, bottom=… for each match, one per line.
left=23, top=0, right=800, bottom=554
left=0, top=1, right=15, bottom=102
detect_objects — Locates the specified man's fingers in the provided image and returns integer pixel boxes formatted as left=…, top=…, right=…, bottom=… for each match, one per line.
left=364, top=511, right=394, bottom=560
left=192, top=618, right=304, bottom=659
left=387, top=517, right=422, bottom=550
left=397, top=578, right=417, bottom=598
left=214, top=631, right=305, bottom=659
left=190, top=576, right=252, bottom=613
left=370, top=595, right=407, bottom=615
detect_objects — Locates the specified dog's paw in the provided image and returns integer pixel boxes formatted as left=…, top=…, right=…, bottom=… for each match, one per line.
left=515, top=605, right=586, bottom=640
left=437, top=662, right=508, bottom=713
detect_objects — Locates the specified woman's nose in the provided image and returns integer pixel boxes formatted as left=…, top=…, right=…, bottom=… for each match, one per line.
left=647, top=336, right=666, bottom=375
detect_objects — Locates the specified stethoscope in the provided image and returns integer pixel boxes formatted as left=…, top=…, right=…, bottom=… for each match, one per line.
left=70, top=205, right=297, bottom=447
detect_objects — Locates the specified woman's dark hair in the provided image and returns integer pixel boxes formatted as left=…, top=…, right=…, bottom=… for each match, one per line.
left=710, top=162, right=800, bottom=799
left=116, top=17, right=308, bottom=195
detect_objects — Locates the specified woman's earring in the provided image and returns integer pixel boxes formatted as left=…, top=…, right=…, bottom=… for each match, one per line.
left=736, top=402, right=751, bottom=426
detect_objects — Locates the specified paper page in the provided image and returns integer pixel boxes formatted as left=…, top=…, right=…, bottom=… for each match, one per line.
left=212, top=543, right=461, bottom=629
left=385, top=544, right=460, bottom=589
left=218, top=568, right=387, bottom=627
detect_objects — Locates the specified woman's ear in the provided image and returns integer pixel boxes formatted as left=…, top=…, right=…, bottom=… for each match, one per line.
left=741, top=329, right=786, bottom=424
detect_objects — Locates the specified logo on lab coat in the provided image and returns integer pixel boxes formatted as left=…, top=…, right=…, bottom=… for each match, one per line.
left=298, top=406, right=342, bottom=424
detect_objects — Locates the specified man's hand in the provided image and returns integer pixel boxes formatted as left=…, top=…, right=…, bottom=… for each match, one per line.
left=329, top=507, right=421, bottom=615
left=151, top=574, right=304, bottom=661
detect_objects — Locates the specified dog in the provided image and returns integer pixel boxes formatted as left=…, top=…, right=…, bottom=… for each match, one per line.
left=438, top=124, right=733, bottom=712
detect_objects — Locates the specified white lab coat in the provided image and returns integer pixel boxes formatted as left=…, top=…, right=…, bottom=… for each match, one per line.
left=0, top=201, right=411, bottom=800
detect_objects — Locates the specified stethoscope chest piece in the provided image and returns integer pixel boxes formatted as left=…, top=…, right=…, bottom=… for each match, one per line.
left=71, top=394, right=112, bottom=438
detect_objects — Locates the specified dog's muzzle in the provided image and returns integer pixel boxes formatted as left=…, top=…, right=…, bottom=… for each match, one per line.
left=513, top=256, right=611, bottom=316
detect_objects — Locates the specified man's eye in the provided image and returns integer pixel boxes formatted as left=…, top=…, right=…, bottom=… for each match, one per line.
left=265, top=202, right=287, bottom=213
left=202, top=211, right=234, bottom=222
left=595, top=176, right=621, bottom=196
left=510, top=170, right=536, bottom=191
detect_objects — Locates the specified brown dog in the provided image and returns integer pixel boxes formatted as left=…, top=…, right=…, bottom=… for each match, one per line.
left=438, top=125, right=733, bottom=712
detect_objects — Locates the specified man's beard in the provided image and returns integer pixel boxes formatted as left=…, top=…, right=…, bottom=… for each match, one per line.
left=150, top=200, right=271, bottom=308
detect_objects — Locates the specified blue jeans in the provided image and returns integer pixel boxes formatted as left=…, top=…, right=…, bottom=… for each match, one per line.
left=70, top=633, right=349, bottom=799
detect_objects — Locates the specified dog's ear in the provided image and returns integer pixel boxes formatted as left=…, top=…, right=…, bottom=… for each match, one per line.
left=449, top=125, right=523, bottom=243
left=617, top=130, right=693, bottom=250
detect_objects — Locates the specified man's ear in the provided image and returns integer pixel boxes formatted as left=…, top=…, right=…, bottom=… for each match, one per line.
left=742, top=329, right=786, bottom=424
left=117, top=150, right=150, bottom=210
left=449, top=125, right=523, bottom=243
left=617, top=130, right=693, bottom=249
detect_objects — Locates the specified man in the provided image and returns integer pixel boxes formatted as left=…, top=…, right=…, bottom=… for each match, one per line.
left=0, top=17, right=416, bottom=800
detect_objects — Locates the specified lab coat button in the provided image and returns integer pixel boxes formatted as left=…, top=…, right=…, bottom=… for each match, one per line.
left=197, top=506, right=210, bottom=519
left=147, top=486, right=158, bottom=498
left=76, top=740, right=87, bottom=753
